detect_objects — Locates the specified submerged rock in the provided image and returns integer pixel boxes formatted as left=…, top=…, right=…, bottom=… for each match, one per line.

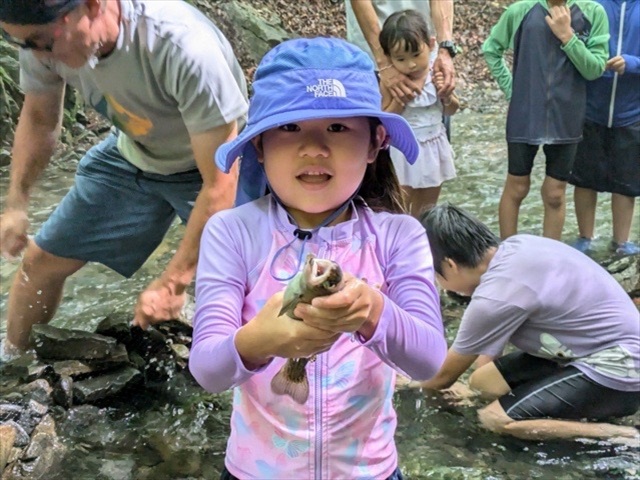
left=72, top=367, right=142, bottom=404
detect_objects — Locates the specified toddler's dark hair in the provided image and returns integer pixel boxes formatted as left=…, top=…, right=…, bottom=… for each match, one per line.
left=420, top=203, right=500, bottom=277
left=380, top=9, right=434, bottom=55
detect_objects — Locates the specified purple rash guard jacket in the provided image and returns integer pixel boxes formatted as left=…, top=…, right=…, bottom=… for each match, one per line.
left=190, top=196, right=446, bottom=480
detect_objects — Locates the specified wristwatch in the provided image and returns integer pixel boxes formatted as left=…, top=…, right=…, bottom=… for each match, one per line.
left=439, top=40, right=458, bottom=58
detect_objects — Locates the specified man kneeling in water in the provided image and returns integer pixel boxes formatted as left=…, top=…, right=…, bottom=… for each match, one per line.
left=417, top=203, right=639, bottom=445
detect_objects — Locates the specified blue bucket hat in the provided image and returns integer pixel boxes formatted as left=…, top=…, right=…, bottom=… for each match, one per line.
left=215, top=37, right=419, bottom=206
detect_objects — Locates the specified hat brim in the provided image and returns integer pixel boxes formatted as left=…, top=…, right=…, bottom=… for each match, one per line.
left=215, top=109, right=419, bottom=173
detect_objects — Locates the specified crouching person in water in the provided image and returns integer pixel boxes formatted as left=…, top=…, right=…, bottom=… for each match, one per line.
left=189, top=38, right=447, bottom=479
left=417, top=203, right=640, bottom=444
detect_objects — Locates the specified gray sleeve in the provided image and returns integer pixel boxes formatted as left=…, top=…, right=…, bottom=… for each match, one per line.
left=452, top=296, right=529, bottom=357
left=155, top=29, right=248, bottom=135
left=19, top=50, right=64, bottom=93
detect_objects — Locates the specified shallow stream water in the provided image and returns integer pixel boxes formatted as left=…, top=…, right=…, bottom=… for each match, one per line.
left=1, top=106, right=638, bottom=479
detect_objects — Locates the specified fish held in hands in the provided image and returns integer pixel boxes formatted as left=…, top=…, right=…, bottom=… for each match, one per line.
left=271, top=254, right=344, bottom=403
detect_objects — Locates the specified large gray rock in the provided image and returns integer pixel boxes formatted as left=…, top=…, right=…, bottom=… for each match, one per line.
left=222, top=0, right=291, bottom=63
left=72, top=367, right=142, bottom=404
left=31, top=324, right=129, bottom=367
left=605, top=255, right=640, bottom=298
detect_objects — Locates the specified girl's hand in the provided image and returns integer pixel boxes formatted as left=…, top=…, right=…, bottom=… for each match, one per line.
left=236, top=290, right=341, bottom=368
left=606, top=56, right=626, bottom=75
left=294, top=273, right=384, bottom=340
left=433, top=53, right=456, bottom=98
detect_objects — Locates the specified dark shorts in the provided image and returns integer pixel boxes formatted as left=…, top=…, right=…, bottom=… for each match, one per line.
left=495, top=352, right=640, bottom=421
left=507, top=142, right=578, bottom=181
left=569, top=120, right=640, bottom=197
left=35, top=131, right=202, bottom=277
left=221, top=466, right=404, bottom=480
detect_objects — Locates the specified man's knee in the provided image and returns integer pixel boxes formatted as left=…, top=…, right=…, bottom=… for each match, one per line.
left=469, top=364, right=510, bottom=400
left=21, top=240, right=85, bottom=280
left=478, top=401, right=513, bottom=434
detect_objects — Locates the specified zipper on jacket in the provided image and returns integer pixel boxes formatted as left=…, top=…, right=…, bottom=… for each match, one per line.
left=313, top=244, right=329, bottom=478
left=314, top=352, right=323, bottom=478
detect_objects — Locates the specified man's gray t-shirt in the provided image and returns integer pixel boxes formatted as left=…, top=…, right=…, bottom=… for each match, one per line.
left=19, top=0, right=248, bottom=175
left=452, top=235, right=640, bottom=392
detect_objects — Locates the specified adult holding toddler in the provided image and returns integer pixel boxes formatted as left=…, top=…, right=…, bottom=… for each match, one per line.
left=379, top=10, right=460, bottom=216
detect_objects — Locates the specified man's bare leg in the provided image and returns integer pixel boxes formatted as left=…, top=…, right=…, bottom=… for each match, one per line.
left=479, top=401, right=639, bottom=444
left=6, top=240, right=85, bottom=351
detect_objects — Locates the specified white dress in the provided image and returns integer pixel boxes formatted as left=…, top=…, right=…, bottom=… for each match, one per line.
left=390, top=77, right=456, bottom=189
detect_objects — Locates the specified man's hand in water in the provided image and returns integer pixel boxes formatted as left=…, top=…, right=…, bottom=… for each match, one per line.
left=133, top=276, right=187, bottom=330
left=0, top=209, right=29, bottom=260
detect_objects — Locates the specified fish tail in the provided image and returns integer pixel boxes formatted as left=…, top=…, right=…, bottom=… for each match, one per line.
left=270, top=358, right=310, bottom=404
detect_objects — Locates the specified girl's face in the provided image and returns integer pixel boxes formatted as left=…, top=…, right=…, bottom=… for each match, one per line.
left=389, top=38, right=434, bottom=80
left=253, top=117, right=385, bottom=229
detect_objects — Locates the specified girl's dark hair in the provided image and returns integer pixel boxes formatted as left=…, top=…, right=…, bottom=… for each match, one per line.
left=420, top=203, right=499, bottom=276
left=358, top=118, right=406, bottom=214
left=380, top=9, right=434, bottom=55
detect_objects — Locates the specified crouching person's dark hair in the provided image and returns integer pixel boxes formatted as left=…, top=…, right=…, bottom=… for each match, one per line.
left=420, top=203, right=500, bottom=277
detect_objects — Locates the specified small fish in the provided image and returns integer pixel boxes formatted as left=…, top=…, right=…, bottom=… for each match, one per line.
left=271, top=253, right=344, bottom=403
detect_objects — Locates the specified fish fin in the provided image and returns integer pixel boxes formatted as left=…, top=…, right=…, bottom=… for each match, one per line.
left=271, top=363, right=310, bottom=404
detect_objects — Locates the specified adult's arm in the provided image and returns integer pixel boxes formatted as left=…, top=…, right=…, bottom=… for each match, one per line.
left=0, top=87, right=64, bottom=258
left=418, top=349, right=478, bottom=390
left=349, top=0, right=421, bottom=103
left=430, top=0, right=456, bottom=97
left=133, top=122, right=239, bottom=328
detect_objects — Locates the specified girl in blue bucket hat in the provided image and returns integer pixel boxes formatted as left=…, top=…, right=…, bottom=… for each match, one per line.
left=190, top=37, right=446, bottom=480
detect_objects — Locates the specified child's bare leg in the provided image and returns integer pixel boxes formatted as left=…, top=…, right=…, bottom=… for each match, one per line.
left=479, top=401, right=639, bottom=443
left=404, top=186, right=442, bottom=218
left=541, top=176, right=568, bottom=240
left=499, top=174, right=530, bottom=239
left=611, top=193, right=636, bottom=244
left=573, top=186, right=598, bottom=239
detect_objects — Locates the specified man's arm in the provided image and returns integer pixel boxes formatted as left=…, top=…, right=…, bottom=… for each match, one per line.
left=133, top=120, right=239, bottom=328
left=380, top=82, right=404, bottom=113
left=430, top=0, right=456, bottom=97
left=0, top=87, right=64, bottom=259
left=417, top=348, right=478, bottom=390
left=349, top=0, right=420, bottom=103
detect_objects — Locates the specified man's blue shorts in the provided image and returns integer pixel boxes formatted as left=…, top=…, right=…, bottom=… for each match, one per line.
left=35, top=131, right=202, bottom=277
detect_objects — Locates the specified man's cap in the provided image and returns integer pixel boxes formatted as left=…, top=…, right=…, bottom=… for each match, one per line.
left=0, top=0, right=83, bottom=25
